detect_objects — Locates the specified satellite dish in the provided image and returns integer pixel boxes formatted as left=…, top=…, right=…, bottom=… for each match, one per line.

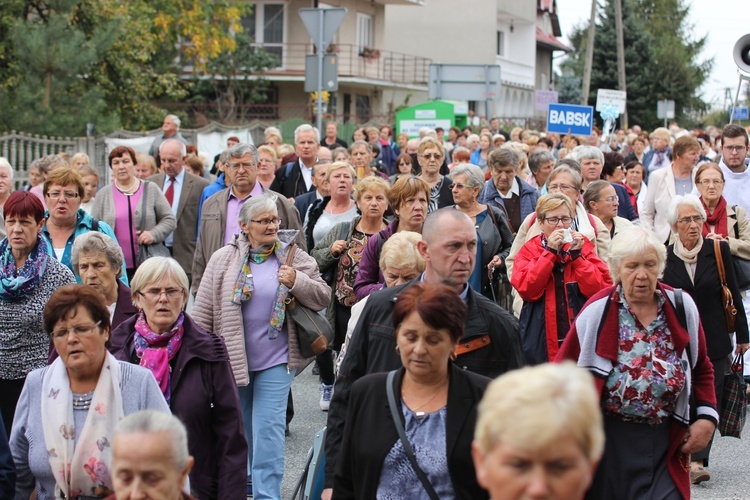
left=733, top=34, right=750, bottom=73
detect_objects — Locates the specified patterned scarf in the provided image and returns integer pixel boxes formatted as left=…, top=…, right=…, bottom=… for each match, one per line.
left=41, top=352, right=124, bottom=499
left=0, top=234, right=49, bottom=302
left=231, top=240, right=289, bottom=340
left=654, top=147, right=669, bottom=168
left=540, top=233, right=572, bottom=262
left=133, top=312, right=185, bottom=404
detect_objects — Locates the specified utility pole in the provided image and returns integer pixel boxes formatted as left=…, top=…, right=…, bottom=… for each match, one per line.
left=614, top=0, right=627, bottom=128
left=581, top=0, right=597, bottom=105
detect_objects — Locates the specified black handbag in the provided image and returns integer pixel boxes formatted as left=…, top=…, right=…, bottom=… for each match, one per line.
left=718, top=353, right=747, bottom=438
left=285, top=245, right=334, bottom=358
left=137, top=181, right=171, bottom=266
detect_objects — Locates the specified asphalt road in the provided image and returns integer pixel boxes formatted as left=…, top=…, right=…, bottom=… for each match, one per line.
left=276, top=366, right=750, bottom=500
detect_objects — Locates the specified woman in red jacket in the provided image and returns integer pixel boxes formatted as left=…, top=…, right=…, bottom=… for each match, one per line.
left=511, top=194, right=612, bottom=364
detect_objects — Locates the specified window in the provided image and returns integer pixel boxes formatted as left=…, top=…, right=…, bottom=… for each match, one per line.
left=243, top=3, right=285, bottom=66
left=356, top=95, right=371, bottom=123
left=496, top=31, right=505, bottom=57
left=357, top=13, right=373, bottom=51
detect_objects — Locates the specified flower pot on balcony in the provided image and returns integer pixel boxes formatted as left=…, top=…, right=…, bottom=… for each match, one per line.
left=358, top=47, right=380, bottom=61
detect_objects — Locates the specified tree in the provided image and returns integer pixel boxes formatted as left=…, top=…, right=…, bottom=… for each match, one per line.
left=557, top=0, right=709, bottom=129
left=635, top=0, right=712, bottom=122
left=189, top=32, right=279, bottom=124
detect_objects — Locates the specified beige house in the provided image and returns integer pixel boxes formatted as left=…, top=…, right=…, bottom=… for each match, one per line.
left=244, top=0, right=427, bottom=124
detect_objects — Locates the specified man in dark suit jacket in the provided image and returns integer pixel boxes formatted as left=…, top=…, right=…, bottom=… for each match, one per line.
left=270, top=124, right=319, bottom=200
left=150, top=139, right=210, bottom=284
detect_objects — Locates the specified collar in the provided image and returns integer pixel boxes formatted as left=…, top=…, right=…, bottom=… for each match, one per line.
left=419, top=272, right=470, bottom=302
left=299, top=157, right=316, bottom=170
left=228, top=182, right=261, bottom=201
left=168, top=168, right=186, bottom=183
left=499, top=176, right=520, bottom=198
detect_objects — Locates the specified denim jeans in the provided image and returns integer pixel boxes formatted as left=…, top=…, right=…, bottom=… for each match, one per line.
left=237, top=363, right=296, bottom=500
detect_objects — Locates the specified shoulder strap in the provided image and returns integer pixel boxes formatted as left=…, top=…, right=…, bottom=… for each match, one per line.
left=139, top=181, right=149, bottom=231
left=385, top=371, right=440, bottom=500
left=714, top=238, right=728, bottom=284
left=673, top=288, right=692, bottom=364
left=485, top=205, right=503, bottom=235
left=586, top=213, right=599, bottom=237
left=338, top=221, right=350, bottom=241
left=285, top=162, right=294, bottom=178
left=732, top=205, right=740, bottom=239
left=285, top=243, right=297, bottom=267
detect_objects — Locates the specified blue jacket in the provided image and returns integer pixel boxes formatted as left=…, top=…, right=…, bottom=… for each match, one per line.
left=611, top=182, right=638, bottom=221
left=42, top=208, right=128, bottom=285
left=479, top=176, right=540, bottom=229
left=197, top=173, right=228, bottom=234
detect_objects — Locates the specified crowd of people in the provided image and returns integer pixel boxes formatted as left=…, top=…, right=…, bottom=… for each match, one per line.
left=0, top=115, right=749, bottom=499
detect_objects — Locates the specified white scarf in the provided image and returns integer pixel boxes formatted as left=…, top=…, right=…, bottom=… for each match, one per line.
left=41, top=352, right=124, bottom=498
left=674, top=237, right=703, bottom=282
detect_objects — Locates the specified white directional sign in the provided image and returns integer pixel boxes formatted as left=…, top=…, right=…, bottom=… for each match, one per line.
left=596, top=89, right=627, bottom=114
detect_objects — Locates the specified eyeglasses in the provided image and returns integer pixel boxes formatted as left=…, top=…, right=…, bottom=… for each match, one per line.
left=138, top=288, right=184, bottom=301
left=51, top=321, right=101, bottom=340
left=46, top=191, right=80, bottom=200
left=698, top=179, right=724, bottom=186
left=228, top=162, right=256, bottom=171
left=449, top=183, right=472, bottom=190
left=251, top=217, right=282, bottom=226
left=600, top=196, right=618, bottom=203
left=722, top=145, right=747, bottom=152
left=544, top=216, right=573, bottom=225
left=676, top=215, right=704, bottom=225
left=420, top=153, right=443, bottom=160
left=547, top=184, right=577, bottom=192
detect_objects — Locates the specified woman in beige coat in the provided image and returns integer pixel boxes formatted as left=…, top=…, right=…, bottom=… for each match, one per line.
left=192, top=192, right=330, bottom=500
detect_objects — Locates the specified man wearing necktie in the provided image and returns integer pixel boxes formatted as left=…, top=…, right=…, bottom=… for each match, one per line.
left=148, top=139, right=209, bottom=287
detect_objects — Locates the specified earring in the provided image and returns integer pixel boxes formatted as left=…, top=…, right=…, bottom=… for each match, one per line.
left=450, top=351, right=457, bottom=362
left=395, top=345, right=400, bottom=354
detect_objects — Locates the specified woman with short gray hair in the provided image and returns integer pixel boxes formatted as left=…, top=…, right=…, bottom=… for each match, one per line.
left=192, top=192, right=330, bottom=499
left=70, top=231, right=136, bottom=330
left=450, top=164, right=513, bottom=300
left=109, top=256, right=247, bottom=499
left=662, top=195, right=749, bottom=483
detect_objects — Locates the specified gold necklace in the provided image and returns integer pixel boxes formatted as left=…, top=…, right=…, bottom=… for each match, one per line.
left=115, top=177, right=139, bottom=194
left=402, top=380, right=448, bottom=414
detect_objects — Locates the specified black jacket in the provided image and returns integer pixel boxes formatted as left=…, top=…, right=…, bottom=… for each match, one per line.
left=110, top=314, right=248, bottom=500
left=305, top=196, right=331, bottom=251
left=270, top=159, right=313, bottom=199
left=294, top=190, right=321, bottom=225
left=333, top=365, right=490, bottom=500
left=324, top=280, right=523, bottom=487
left=663, top=239, right=749, bottom=361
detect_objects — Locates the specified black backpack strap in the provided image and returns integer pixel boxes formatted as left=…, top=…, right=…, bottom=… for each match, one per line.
left=732, top=205, right=740, bottom=239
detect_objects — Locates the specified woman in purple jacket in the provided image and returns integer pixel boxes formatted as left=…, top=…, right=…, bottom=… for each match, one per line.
left=109, top=257, right=247, bottom=500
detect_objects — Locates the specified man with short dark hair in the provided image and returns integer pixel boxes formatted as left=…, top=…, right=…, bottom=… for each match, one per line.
left=719, top=124, right=750, bottom=209
left=321, top=208, right=523, bottom=498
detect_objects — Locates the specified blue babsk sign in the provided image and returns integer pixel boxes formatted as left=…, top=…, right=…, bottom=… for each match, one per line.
left=546, top=103, right=594, bottom=136
left=733, top=107, right=749, bottom=121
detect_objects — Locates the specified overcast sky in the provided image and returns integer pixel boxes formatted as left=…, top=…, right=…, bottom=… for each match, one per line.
left=556, top=0, right=749, bottom=109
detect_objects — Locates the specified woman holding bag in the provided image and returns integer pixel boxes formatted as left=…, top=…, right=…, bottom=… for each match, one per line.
left=91, top=146, right=175, bottom=281
left=662, top=194, right=750, bottom=484
left=192, top=192, right=330, bottom=499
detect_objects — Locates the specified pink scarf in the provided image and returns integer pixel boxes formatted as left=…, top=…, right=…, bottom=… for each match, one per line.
left=133, top=312, right=185, bottom=403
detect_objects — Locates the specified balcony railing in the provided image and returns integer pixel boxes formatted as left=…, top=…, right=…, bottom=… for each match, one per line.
left=253, top=43, right=431, bottom=86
